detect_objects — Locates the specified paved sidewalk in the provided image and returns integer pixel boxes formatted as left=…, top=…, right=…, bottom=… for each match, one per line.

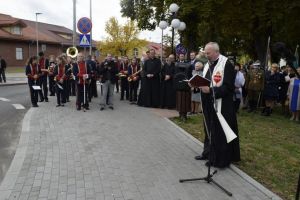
left=0, top=93, right=281, bottom=200
left=0, top=73, right=27, bottom=87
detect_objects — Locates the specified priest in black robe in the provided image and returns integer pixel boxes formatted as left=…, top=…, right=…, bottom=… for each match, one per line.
left=143, top=49, right=161, bottom=108
left=160, top=54, right=176, bottom=109
left=195, top=42, right=240, bottom=168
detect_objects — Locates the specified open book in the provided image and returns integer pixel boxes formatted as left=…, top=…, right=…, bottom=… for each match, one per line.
left=32, top=85, right=41, bottom=90
left=185, top=74, right=211, bottom=87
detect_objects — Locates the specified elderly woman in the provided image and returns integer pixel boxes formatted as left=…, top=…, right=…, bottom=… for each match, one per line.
left=262, top=63, right=281, bottom=116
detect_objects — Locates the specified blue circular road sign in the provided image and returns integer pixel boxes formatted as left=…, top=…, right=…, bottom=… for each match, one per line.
left=77, top=17, right=92, bottom=34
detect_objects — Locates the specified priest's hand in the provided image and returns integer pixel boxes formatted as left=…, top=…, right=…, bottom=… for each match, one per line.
left=200, top=86, right=210, bottom=93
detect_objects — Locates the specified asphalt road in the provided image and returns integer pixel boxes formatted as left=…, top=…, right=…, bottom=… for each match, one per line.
left=0, top=84, right=31, bottom=183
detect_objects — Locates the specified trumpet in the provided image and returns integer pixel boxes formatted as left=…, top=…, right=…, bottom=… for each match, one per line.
left=66, top=47, right=78, bottom=58
left=116, top=71, right=128, bottom=78
left=128, top=69, right=142, bottom=82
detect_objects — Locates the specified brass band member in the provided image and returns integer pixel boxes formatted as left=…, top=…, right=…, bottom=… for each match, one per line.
left=73, top=52, right=91, bottom=111
left=38, top=51, right=49, bottom=102
left=54, top=56, right=67, bottom=107
left=67, top=56, right=76, bottom=97
left=25, top=56, right=41, bottom=107
left=128, top=57, right=140, bottom=103
left=119, top=56, right=129, bottom=100
left=48, top=55, right=56, bottom=96
left=87, top=55, right=98, bottom=101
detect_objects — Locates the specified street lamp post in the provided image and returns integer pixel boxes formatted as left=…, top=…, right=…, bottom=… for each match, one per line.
left=35, top=12, right=42, bottom=57
left=169, top=3, right=180, bottom=55
left=159, top=20, right=168, bottom=63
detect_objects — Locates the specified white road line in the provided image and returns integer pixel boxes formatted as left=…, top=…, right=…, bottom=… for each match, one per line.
left=0, top=97, right=10, bottom=102
left=12, top=104, right=25, bottom=110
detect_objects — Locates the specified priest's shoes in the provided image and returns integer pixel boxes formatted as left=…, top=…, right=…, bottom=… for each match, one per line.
left=194, top=155, right=208, bottom=160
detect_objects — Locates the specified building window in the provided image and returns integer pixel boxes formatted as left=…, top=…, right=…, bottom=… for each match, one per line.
left=41, top=44, right=46, bottom=52
left=133, top=48, right=138, bottom=57
left=11, top=26, right=22, bottom=35
left=16, top=48, right=23, bottom=60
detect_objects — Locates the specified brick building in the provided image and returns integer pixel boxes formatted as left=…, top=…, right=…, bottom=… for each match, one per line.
left=0, top=13, right=96, bottom=67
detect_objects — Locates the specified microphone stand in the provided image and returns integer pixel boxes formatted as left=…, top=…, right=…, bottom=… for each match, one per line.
left=179, top=66, right=233, bottom=197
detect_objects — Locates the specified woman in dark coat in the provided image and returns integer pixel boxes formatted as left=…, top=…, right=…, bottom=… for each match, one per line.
left=262, top=63, right=281, bottom=116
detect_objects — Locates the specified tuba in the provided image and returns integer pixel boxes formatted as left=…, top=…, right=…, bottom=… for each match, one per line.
left=66, top=47, right=78, bottom=58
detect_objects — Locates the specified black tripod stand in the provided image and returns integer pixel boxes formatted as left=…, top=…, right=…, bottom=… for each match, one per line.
left=179, top=81, right=233, bottom=197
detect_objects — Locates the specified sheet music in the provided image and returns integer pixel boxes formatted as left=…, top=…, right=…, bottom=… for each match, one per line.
left=32, top=85, right=41, bottom=90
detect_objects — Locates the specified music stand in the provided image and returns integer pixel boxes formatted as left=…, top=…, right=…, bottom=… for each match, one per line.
left=179, top=74, right=233, bottom=197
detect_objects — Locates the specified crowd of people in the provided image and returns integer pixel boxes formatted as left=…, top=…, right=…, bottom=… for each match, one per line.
left=236, top=60, right=300, bottom=121
left=25, top=45, right=300, bottom=123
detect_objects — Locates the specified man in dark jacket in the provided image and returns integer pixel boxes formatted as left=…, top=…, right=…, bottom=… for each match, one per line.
left=0, top=55, right=7, bottom=83
left=99, top=54, right=118, bottom=110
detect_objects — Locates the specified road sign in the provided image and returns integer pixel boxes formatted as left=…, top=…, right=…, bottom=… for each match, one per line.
left=77, top=17, right=92, bottom=34
left=176, top=43, right=187, bottom=55
left=79, top=34, right=91, bottom=47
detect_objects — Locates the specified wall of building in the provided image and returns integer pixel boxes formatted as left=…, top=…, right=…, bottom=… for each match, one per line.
left=0, top=40, right=67, bottom=67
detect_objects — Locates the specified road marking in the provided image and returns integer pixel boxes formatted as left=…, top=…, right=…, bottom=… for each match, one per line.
left=12, top=104, right=25, bottom=110
left=0, top=97, right=10, bottom=102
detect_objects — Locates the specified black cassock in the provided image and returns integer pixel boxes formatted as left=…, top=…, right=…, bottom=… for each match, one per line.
left=160, top=62, right=176, bottom=109
left=202, top=59, right=240, bottom=168
left=143, top=57, right=161, bottom=108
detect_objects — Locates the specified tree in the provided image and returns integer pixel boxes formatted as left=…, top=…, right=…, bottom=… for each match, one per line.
left=120, top=0, right=300, bottom=63
left=97, top=17, right=148, bottom=57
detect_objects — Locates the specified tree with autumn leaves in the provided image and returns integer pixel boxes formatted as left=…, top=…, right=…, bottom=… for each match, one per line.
left=120, top=0, right=300, bottom=64
left=98, top=17, right=147, bottom=57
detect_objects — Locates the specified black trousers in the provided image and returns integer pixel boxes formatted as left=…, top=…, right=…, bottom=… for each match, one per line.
left=69, top=79, right=76, bottom=96
left=129, top=81, right=139, bottom=102
left=64, top=80, right=70, bottom=101
left=56, top=83, right=66, bottom=105
left=120, top=78, right=129, bottom=100
left=49, top=76, right=55, bottom=95
left=38, top=76, right=48, bottom=100
left=89, top=78, right=98, bottom=100
left=115, top=78, right=119, bottom=92
left=29, top=84, right=38, bottom=106
left=234, top=99, right=241, bottom=113
left=76, top=84, right=89, bottom=109
left=0, top=69, right=6, bottom=82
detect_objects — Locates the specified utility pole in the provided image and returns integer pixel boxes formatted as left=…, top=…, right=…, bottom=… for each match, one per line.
left=73, top=0, right=76, bottom=47
left=89, top=0, right=92, bottom=55
left=35, top=12, right=42, bottom=56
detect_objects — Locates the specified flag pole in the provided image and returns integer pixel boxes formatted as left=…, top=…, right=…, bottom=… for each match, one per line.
left=264, top=36, right=271, bottom=70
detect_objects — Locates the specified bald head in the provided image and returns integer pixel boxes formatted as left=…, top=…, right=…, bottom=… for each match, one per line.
left=204, top=42, right=220, bottom=62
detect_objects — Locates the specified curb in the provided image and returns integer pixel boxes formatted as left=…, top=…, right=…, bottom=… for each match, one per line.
left=0, top=109, right=33, bottom=200
left=164, top=117, right=283, bottom=200
left=0, top=82, right=27, bottom=87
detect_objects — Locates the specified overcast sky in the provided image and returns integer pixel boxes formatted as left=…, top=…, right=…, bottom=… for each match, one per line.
left=0, top=0, right=162, bottom=42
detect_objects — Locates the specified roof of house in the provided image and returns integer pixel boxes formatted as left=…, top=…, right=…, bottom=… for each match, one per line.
left=0, top=13, right=96, bottom=47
